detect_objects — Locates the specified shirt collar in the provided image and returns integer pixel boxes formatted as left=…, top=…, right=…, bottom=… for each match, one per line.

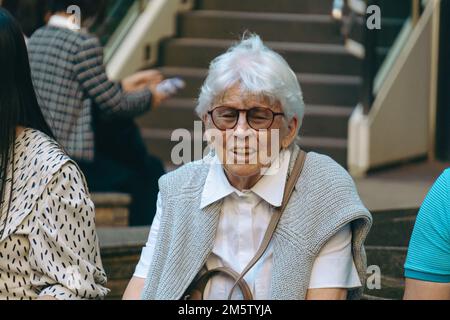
left=200, top=149, right=292, bottom=209
left=48, top=15, right=80, bottom=31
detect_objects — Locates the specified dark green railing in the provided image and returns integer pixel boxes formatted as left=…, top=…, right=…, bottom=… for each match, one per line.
left=91, top=0, right=143, bottom=46
left=332, top=0, right=418, bottom=114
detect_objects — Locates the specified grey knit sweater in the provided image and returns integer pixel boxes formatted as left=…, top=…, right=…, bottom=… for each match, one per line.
left=141, top=145, right=372, bottom=300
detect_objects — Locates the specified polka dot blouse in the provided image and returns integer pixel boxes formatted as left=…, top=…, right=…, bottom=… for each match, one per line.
left=0, top=128, right=109, bottom=300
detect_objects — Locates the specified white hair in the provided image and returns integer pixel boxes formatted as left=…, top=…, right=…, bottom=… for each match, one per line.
left=196, top=34, right=305, bottom=129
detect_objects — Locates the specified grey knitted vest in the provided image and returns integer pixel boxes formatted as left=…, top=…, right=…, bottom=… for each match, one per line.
left=142, top=145, right=372, bottom=300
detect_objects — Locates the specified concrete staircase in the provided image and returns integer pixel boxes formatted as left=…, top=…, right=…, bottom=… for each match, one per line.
left=137, top=0, right=406, bottom=168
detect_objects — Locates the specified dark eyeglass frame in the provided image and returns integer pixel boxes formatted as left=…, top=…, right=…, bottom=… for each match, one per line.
left=207, top=106, right=285, bottom=131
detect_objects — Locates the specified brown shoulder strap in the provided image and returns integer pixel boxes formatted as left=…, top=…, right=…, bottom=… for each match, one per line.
left=227, top=149, right=307, bottom=299
left=183, top=266, right=253, bottom=300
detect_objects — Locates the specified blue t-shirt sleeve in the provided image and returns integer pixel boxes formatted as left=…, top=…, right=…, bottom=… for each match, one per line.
left=404, top=169, right=450, bottom=283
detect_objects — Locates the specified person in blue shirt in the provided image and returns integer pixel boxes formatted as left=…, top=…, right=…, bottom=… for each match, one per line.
left=404, top=169, right=450, bottom=299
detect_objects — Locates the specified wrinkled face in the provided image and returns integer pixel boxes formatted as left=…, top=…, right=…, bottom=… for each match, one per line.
left=203, top=85, right=299, bottom=180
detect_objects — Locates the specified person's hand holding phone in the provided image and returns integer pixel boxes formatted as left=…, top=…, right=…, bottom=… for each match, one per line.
left=150, top=77, right=186, bottom=109
left=122, top=70, right=163, bottom=92
left=122, top=70, right=185, bottom=109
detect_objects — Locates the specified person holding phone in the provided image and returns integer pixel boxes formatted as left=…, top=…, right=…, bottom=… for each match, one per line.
left=27, top=0, right=169, bottom=226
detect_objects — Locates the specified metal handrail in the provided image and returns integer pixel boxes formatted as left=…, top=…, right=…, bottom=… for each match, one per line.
left=412, top=0, right=421, bottom=25
left=99, top=0, right=147, bottom=63
left=360, top=0, right=378, bottom=115
left=93, top=0, right=145, bottom=47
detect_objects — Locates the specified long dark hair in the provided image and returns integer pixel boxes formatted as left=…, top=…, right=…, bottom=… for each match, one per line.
left=0, top=8, right=54, bottom=215
left=1, top=0, right=48, bottom=37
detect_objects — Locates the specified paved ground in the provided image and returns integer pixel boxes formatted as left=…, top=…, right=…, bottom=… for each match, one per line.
left=356, top=160, right=450, bottom=212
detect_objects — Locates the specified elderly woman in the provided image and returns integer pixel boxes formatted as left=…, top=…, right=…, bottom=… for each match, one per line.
left=123, top=34, right=372, bottom=300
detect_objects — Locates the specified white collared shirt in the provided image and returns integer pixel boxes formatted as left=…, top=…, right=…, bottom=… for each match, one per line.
left=47, top=15, right=81, bottom=31
left=134, top=149, right=361, bottom=299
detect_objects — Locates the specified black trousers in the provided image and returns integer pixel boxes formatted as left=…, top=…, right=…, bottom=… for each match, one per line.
left=77, top=116, right=165, bottom=226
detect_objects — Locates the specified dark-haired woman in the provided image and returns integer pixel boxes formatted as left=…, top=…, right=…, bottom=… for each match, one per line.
left=0, top=8, right=108, bottom=300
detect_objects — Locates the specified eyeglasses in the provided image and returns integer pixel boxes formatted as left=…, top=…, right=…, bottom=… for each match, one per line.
left=207, top=106, right=285, bottom=131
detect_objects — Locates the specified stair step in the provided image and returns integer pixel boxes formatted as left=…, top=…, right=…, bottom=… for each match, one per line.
left=301, top=105, right=353, bottom=138
left=178, top=11, right=344, bottom=44
left=137, top=98, right=352, bottom=139
left=363, top=275, right=405, bottom=300
left=197, top=0, right=335, bottom=15
left=91, top=193, right=131, bottom=227
left=365, top=246, right=407, bottom=300
left=158, top=66, right=361, bottom=106
left=98, top=226, right=150, bottom=300
left=361, top=208, right=419, bottom=300
left=141, top=128, right=348, bottom=167
left=178, top=10, right=405, bottom=47
left=365, top=208, right=417, bottom=247
left=91, top=193, right=132, bottom=207
left=98, top=226, right=150, bottom=251
left=197, top=0, right=411, bottom=18
left=366, top=246, right=408, bottom=279
left=159, top=38, right=363, bottom=75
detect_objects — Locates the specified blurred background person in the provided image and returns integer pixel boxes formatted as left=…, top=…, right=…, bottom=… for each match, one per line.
left=0, top=8, right=108, bottom=300
left=27, top=0, right=169, bottom=226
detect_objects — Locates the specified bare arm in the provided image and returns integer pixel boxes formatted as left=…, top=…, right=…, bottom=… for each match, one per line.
left=404, top=279, right=450, bottom=300
left=123, top=277, right=146, bottom=300
left=306, top=288, right=348, bottom=300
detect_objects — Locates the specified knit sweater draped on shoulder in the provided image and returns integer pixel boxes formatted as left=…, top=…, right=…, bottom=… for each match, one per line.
left=142, top=145, right=372, bottom=300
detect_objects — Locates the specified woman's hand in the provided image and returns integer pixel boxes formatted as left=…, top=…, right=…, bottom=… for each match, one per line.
left=122, top=277, right=146, bottom=300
